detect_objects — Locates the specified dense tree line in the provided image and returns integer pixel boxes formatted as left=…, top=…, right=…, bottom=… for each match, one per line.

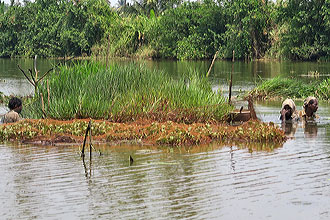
left=0, top=0, right=329, bottom=60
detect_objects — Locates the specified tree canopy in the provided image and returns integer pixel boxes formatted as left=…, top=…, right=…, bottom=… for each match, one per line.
left=0, top=0, right=329, bottom=60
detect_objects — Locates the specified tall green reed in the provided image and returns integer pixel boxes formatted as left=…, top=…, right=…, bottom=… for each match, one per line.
left=23, top=61, right=233, bottom=123
left=249, top=76, right=329, bottom=100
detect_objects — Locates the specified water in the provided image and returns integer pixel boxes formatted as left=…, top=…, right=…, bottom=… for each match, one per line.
left=1, top=58, right=330, bottom=96
left=0, top=58, right=330, bottom=219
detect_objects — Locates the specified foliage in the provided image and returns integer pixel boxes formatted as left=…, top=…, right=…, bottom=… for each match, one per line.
left=152, top=0, right=225, bottom=59
left=0, top=119, right=286, bottom=147
left=273, top=0, right=330, bottom=60
left=249, top=76, right=330, bottom=100
left=95, top=13, right=158, bottom=58
left=23, top=61, right=233, bottom=123
left=317, top=78, right=330, bottom=100
left=0, top=0, right=115, bottom=58
left=0, top=0, right=329, bottom=60
left=221, top=0, right=274, bottom=60
left=120, top=0, right=182, bottom=16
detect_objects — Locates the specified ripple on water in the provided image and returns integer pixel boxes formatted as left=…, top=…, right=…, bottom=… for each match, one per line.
left=0, top=113, right=330, bottom=220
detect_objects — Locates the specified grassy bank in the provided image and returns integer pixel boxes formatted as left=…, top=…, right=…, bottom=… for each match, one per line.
left=248, top=76, right=330, bottom=100
left=23, top=61, right=233, bottom=123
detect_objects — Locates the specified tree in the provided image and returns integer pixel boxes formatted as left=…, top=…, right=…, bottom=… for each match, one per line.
left=221, top=0, right=274, bottom=60
left=275, top=0, right=330, bottom=60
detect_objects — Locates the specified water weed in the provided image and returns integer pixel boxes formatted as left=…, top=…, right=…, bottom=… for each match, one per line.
left=0, top=119, right=286, bottom=148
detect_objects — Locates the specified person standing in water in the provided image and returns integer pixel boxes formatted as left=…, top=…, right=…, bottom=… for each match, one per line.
left=1, top=97, right=23, bottom=123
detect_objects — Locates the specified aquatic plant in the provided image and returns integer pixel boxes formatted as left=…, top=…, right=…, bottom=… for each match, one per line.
left=249, top=76, right=329, bottom=100
left=23, top=61, right=233, bottom=123
left=0, top=119, right=286, bottom=147
left=317, top=78, right=330, bottom=100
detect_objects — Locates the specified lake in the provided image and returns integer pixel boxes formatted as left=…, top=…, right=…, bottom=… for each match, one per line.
left=0, top=58, right=330, bottom=219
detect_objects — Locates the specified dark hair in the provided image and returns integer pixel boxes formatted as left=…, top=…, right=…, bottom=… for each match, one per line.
left=8, top=97, right=22, bottom=110
left=308, top=99, right=315, bottom=105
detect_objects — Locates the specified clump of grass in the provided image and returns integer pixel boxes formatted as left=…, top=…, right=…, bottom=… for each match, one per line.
left=317, top=78, right=330, bottom=100
left=23, top=61, right=233, bottom=123
left=248, top=76, right=327, bottom=100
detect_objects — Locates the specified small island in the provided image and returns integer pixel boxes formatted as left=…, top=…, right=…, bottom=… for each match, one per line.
left=0, top=61, right=286, bottom=148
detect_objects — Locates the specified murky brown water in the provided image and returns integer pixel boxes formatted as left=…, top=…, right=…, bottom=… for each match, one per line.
left=1, top=59, right=330, bottom=219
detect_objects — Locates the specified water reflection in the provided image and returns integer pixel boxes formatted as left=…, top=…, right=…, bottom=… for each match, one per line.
left=281, top=121, right=298, bottom=137
left=281, top=121, right=319, bottom=139
left=304, top=122, right=318, bottom=138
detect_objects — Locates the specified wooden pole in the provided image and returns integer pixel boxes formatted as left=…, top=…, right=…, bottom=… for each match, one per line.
left=47, top=79, right=50, bottom=106
left=40, top=93, right=46, bottom=118
left=206, top=51, right=219, bottom=77
left=34, top=55, right=38, bottom=80
left=248, top=95, right=258, bottom=120
left=89, top=120, right=93, bottom=160
left=228, top=50, right=234, bottom=104
left=81, top=120, right=92, bottom=158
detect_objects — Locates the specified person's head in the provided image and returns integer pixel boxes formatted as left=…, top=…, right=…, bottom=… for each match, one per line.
left=8, top=97, right=22, bottom=113
left=281, top=104, right=293, bottom=120
left=303, top=96, right=318, bottom=117
left=280, top=99, right=296, bottom=121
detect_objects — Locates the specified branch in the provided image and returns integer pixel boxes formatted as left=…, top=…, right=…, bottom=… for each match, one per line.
left=37, top=68, right=54, bottom=83
left=36, top=57, right=74, bottom=83
left=34, top=55, right=38, bottom=80
left=17, top=65, right=35, bottom=86
left=28, top=68, right=36, bottom=85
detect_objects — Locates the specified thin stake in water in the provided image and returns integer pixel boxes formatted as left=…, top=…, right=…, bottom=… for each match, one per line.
left=129, top=155, right=134, bottom=166
left=228, top=50, right=234, bottom=105
left=81, top=120, right=92, bottom=158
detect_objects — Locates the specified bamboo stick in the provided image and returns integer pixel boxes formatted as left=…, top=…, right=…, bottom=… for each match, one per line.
left=81, top=120, right=91, bottom=158
left=228, top=50, right=234, bottom=104
left=206, top=51, right=219, bottom=77
left=34, top=55, right=38, bottom=80
left=47, top=79, right=50, bottom=106
left=89, top=120, right=93, bottom=160
left=40, top=93, right=46, bottom=118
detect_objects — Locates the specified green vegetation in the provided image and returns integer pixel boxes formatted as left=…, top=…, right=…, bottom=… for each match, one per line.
left=270, top=0, right=330, bottom=60
left=249, top=76, right=330, bottom=100
left=0, top=0, right=329, bottom=60
left=23, top=61, right=233, bottom=123
left=0, top=0, right=114, bottom=57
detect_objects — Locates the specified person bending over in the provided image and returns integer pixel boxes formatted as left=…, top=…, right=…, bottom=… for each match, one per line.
left=1, top=97, right=23, bottom=123
left=280, top=98, right=299, bottom=122
left=301, top=96, right=318, bottom=120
